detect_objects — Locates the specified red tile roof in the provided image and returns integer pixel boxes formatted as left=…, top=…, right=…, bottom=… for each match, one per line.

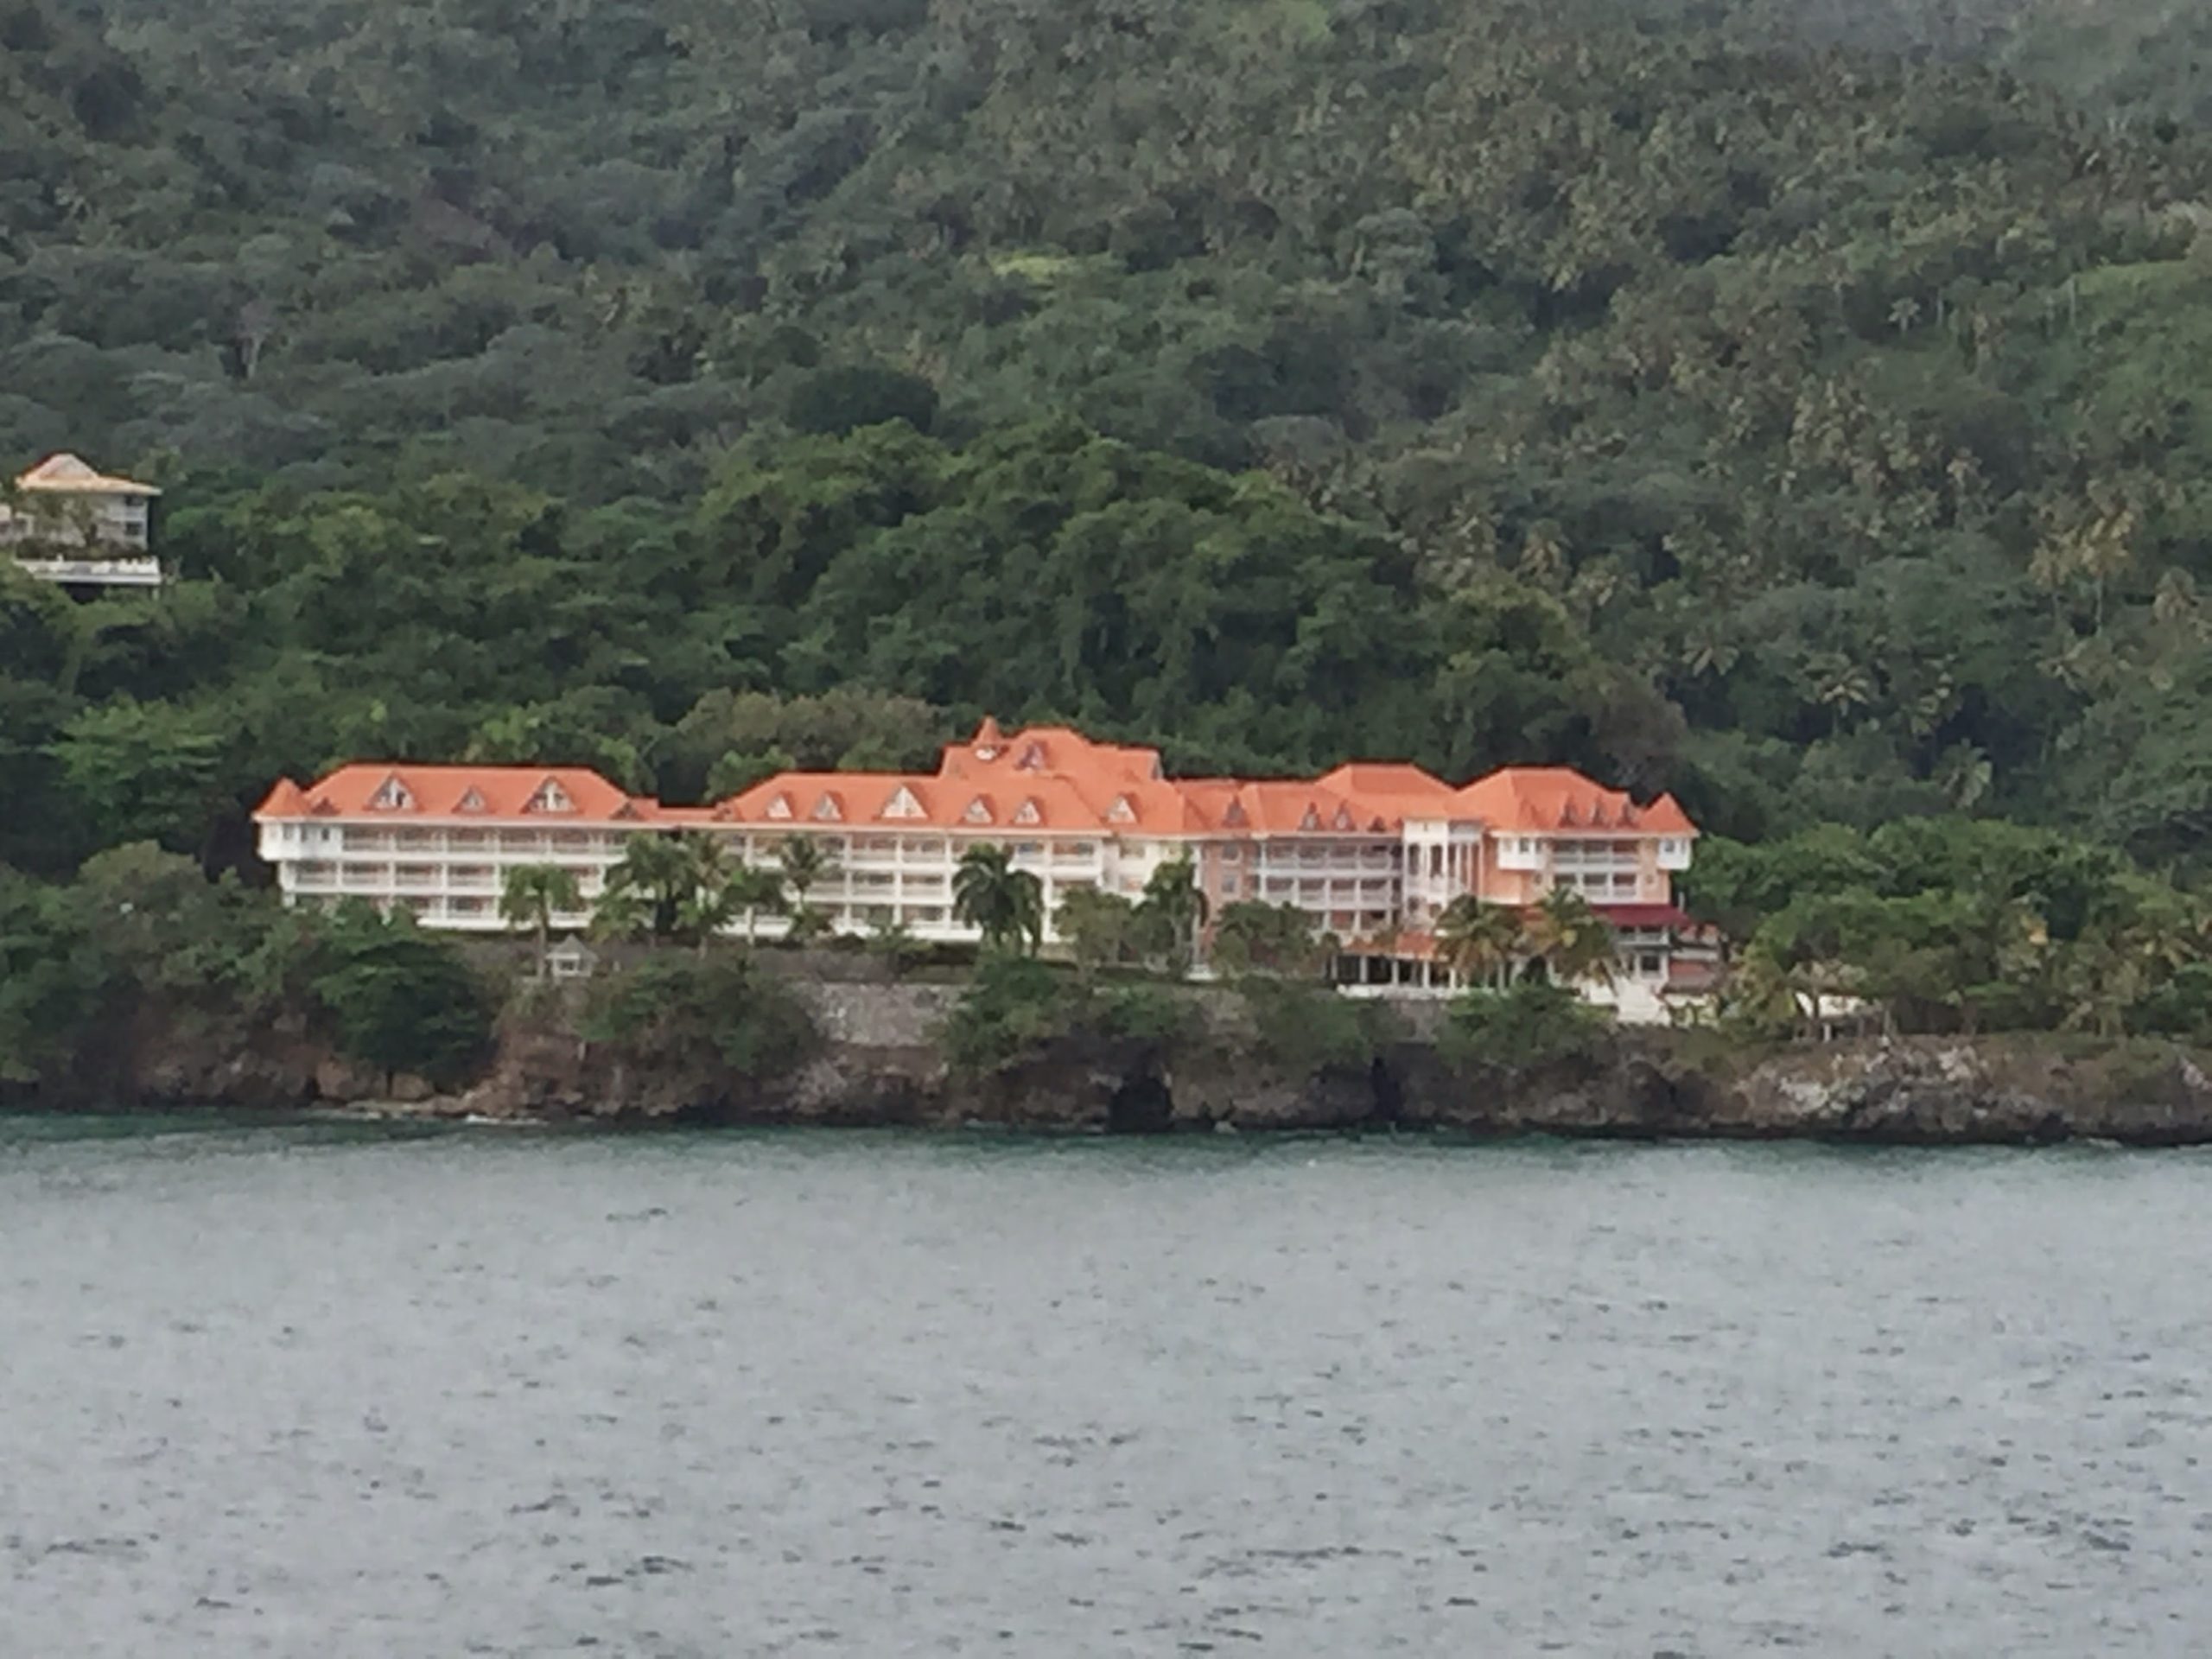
left=1451, top=767, right=1697, bottom=836
left=251, top=721, right=1699, bottom=846
left=254, top=765, right=653, bottom=823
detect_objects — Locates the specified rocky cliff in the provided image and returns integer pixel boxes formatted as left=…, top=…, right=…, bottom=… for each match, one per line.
left=64, top=977, right=2212, bottom=1147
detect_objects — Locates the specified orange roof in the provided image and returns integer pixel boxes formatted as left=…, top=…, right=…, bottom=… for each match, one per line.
left=1451, top=767, right=1697, bottom=836
left=1315, top=762, right=1452, bottom=799
left=251, top=724, right=1696, bottom=845
left=16, top=453, right=160, bottom=496
left=254, top=765, right=654, bottom=823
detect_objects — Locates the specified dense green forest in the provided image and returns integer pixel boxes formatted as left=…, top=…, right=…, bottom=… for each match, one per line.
left=8, top=0, right=2212, bottom=913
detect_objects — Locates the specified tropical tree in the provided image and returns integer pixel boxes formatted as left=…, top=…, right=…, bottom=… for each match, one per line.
left=588, top=881, right=653, bottom=946
left=1056, top=885, right=1137, bottom=978
left=499, top=863, right=583, bottom=976
left=723, top=864, right=788, bottom=944
left=1524, top=887, right=1618, bottom=988
left=603, top=832, right=700, bottom=944
left=1138, top=855, right=1210, bottom=977
left=1433, top=894, right=1525, bottom=990
left=677, top=878, right=739, bottom=954
left=954, top=842, right=1046, bottom=956
left=1211, top=900, right=1326, bottom=978
left=777, top=836, right=836, bottom=907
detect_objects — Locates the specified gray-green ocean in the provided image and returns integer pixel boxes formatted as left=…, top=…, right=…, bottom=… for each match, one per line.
left=4, top=1119, right=2207, bottom=1655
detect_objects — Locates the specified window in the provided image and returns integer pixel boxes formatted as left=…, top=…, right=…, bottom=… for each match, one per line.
left=810, top=793, right=843, bottom=823
left=455, top=787, right=487, bottom=814
left=524, top=779, right=575, bottom=814
left=765, top=794, right=794, bottom=820
left=1013, top=798, right=1043, bottom=826
left=882, top=787, right=924, bottom=821
left=1299, top=805, right=1322, bottom=831
left=366, top=775, right=413, bottom=811
left=1108, top=796, right=1136, bottom=824
left=963, top=797, right=994, bottom=825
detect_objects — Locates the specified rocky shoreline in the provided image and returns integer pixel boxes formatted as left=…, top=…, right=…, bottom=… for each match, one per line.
left=66, top=973, right=2212, bottom=1147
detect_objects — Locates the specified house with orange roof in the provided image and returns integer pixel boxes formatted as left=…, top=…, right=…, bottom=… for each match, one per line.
left=251, top=718, right=1703, bottom=1017
left=254, top=765, right=667, bottom=930
left=3, top=453, right=164, bottom=588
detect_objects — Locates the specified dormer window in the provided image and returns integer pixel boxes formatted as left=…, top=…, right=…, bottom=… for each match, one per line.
left=882, top=786, right=924, bottom=821
left=1332, top=805, right=1356, bottom=830
left=367, top=775, right=414, bottom=811
left=1299, top=804, right=1322, bottom=832
left=1108, top=796, right=1136, bottom=825
left=1016, top=742, right=1046, bottom=772
left=454, top=786, right=487, bottom=814
left=765, top=793, right=794, bottom=821
left=811, top=793, right=843, bottom=822
left=1222, top=799, right=1248, bottom=830
left=1014, top=798, right=1043, bottom=826
left=524, top=779, right=575, bottom=815
left=963, top=797, right=995, bottom=825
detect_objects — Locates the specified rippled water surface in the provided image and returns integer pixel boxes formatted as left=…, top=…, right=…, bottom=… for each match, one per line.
left=6, top=1120, right=2212, bottom=1655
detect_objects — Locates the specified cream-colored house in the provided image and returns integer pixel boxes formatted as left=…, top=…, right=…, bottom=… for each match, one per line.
left=3, top=454, right=163, bottom=587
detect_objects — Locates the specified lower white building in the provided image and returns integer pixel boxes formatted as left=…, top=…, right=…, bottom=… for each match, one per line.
left=252, top=721, right=1705, bottom=997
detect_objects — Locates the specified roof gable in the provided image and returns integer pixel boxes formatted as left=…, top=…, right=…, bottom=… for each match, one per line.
left=366, top=773, right=415, bottom=811
left=524, top=777, right=575, bottom=814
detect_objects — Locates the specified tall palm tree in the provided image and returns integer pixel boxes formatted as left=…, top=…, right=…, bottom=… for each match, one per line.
left=953, top=843, right=1045, bottom=955
left=604, top=832, right=697, bottom=944
left=1140, top=854, right=1210, bottom=976
left=499, top=864, right=582, bottom=977
left=723, top=864, right=788, bottom=944
left=588, top=880, right=652, bottom=946
left=1433, top=894, right=1524, bottom=990
left=777, top=836, right=836, bottom=908
left=1524, top=886, right=1618, bottom=988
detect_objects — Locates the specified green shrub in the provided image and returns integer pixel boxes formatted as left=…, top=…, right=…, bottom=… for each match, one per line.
left=579, top=952, right=818, bottom=1079
left=1441, top=982, right=1612, bottom=1072
left=1093, top=980, right=1197, bottom=1048
left=309, top=909, right=494, bottom=1087
left=1237, top=979, right=1383, bottom=1073
left=939, top=953, right=1083, bottom=1074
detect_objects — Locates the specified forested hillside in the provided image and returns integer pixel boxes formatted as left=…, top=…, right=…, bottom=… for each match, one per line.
left=8, top=0, right=2212, bottom=887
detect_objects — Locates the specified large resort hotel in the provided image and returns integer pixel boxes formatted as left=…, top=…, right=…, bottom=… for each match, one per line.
left=256, top=720, right=1707, bottom=1020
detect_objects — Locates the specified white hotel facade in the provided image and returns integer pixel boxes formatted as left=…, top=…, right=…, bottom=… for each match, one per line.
left=255, top=720, right=1705, bottom=1016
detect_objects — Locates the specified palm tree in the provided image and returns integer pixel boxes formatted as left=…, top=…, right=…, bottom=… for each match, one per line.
left=1433, top=894, right=1525, bottom=990
left=723, top=864, right=788, bottom=944
left=1140, top=854, right=1211, bottom=977
left=499, top=864, right=583, bottom=977
left=1056, top=885, right=1136, bottom=979
left=588, top=880, right=652, bottom=946
left=777, top=836, right=836, bottom=908
left=953, top=843, right=1045, bottom=955
left=604, top=832, right=698, bottom=944
left=677, top=880, right=739, bottom=955
left=1524, top=887, right=1618, bottom=988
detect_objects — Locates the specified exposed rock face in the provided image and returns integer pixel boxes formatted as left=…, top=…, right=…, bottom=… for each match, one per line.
left=62, top=978, right=2212, bottom=1145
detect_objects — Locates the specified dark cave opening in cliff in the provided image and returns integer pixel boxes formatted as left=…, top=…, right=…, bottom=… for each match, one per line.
left=1107, top=1071, right=1175, bottom=1135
